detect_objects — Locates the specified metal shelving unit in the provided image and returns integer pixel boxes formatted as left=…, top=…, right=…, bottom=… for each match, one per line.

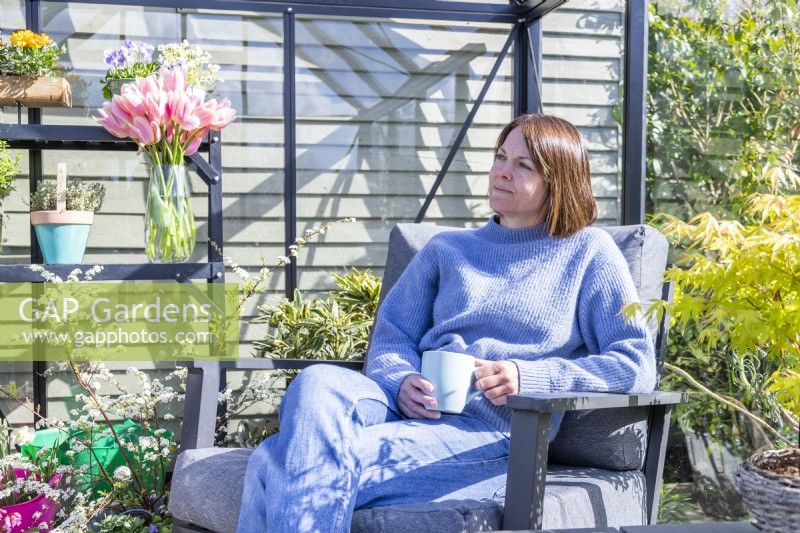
left=0, top=120, right=224, bottom=418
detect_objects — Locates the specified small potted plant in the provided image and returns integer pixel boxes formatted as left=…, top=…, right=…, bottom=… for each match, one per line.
left=0, top=139, right=20, bottom=250
left=30, top=164, right=105, bottom=264
left=157, top=39, right=222, bottom=95
left=100, top=39, right=159, bottom=99
left=101, top=39, right=222, bottom=100
left=0, top=417, right=63, bottom=533
left=0, top=29, right=70, bottom=107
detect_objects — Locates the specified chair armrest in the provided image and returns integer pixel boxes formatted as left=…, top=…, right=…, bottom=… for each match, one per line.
left=178, top=359, right=364, bottom=371
left=502, top=390, right=687, bottom=530
left=179, top=359, right=364, bottom=452
left=506, top=390, right=687, bottom=413
left=226, top=359, right=364, bottom=371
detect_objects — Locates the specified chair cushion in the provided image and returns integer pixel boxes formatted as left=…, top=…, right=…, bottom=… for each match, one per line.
left=380, top=222, right=668, bottom=471
left=549, top=406, right=650, bottom=471
left=169, top=447, right=647, bottom=533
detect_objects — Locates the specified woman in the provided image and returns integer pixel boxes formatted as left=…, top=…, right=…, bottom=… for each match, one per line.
left=236, top=114, right=656, bottom=533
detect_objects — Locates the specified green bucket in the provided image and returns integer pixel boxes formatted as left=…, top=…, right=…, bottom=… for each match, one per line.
left=21, top=420, right=173, bottom=497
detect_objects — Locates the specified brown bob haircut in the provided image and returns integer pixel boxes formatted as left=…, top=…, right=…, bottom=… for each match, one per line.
left=494, top=113, right=597, bottom=237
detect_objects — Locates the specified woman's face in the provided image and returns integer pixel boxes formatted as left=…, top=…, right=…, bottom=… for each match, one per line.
left=488, top=126, right=550, bottom=229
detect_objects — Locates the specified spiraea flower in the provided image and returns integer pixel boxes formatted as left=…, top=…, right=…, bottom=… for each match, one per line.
left=112, top=465, right=131, bottom=481
left=9, top=426, right=35, bottom=447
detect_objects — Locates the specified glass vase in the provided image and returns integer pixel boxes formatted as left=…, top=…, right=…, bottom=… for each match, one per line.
left=145, top=164, right=195, bottom=263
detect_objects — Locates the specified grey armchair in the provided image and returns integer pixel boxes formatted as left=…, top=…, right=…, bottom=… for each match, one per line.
left=169, top=223, right=686, bottom=532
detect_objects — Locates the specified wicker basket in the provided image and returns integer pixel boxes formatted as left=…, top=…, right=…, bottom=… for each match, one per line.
left=734, top=447, right=800, bottom=533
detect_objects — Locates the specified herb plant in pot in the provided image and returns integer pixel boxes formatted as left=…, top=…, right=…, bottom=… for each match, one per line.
left=30, top=165, right=105, bottom=264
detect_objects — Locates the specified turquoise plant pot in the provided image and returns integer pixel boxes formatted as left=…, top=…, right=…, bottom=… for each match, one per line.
left=31, top=210, right=94, bottom=264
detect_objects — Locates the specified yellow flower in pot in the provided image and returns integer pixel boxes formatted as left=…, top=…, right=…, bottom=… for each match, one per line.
left=0, top=28, right=70, bottom=107
left=29, top=165, right=105, bottom=264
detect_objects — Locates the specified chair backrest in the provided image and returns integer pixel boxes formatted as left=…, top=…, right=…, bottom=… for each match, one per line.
left=373, top=222, right=670, bottom=471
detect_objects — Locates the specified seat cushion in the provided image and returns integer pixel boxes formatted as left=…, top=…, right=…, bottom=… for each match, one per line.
left=169, top=447, right=647, bottom=533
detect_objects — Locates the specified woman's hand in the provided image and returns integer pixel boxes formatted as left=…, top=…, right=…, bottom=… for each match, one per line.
left=398, top=374, right=441, bottom=419
left=474, top=359, right=519, bottom=406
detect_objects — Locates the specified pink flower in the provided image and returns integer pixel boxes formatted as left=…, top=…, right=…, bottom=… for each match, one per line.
left=95, top=65, right=236, bottom=165
left=200, top=98, right=236, bottom=130
left=160, top=67, right=185, bottom=93
left=0, top=508, right=22, bottom=533
left=171, top=92, right=201, bottom=131
left=116, top=83, right=146, bottom=118
left=130, top=116, right=159, bottom=145
left=96, top=104, right=132, bottom=138
left=184, top=130, right=207, bottom=156
left=143, top=90, right=167, bottom=124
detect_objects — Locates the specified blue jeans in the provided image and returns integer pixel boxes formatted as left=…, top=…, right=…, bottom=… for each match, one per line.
left=236, top=364, right=511, bottom=533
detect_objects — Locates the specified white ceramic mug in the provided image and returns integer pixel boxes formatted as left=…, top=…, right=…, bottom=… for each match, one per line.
left=420, top=350, right=481, bottom=414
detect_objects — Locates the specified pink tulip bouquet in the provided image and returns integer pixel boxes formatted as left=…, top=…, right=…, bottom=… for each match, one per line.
left=95, top=68, right=235, bottom=262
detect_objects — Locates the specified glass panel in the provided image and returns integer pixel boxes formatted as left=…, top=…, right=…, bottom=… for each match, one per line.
left=0, top=0, right=26, bottom=127
left=33, top=3, right=284, bottom=360
left=38, top=4, right=284, bottom=261
left=541, top=0, right=625, bottom=225
left=0, top=0, right=25, bottom=31
left=1, top=147, right=30, bottom=265
left=646, top=1, right=780, bottom=220
left=294, top=15, right=514, bottom=291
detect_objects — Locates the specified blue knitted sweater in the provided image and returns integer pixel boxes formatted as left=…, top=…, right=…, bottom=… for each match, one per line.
left=365, top=216, right=657, bottom=435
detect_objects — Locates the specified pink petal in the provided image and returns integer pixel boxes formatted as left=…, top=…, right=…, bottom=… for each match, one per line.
left=184, top=132, right=205, bottom=156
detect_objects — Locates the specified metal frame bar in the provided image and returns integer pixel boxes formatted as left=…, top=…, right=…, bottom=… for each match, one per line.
left=503, top=409, right=551, bottom=530
left=415, top=24, right=518, bottom=223
left=655, top=280, right=675, bottom=374
left=206, top=132, right=224, bottom=264
left=513, top=20, right=529, bottom=118
left=643, top=403, right=672, bottom=524
left=0, top=263, right=219, bottom=282
left=25, top=0, right=48, bottom=421
left=526, top=19, right=544, bottom=114
left=283, top=9, right=298, bottom=298
left=525, top=0, right=568, bottom=23
left=622, top=0, right=649, bottom=224
left=38, top=0, right=533, bottom=23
